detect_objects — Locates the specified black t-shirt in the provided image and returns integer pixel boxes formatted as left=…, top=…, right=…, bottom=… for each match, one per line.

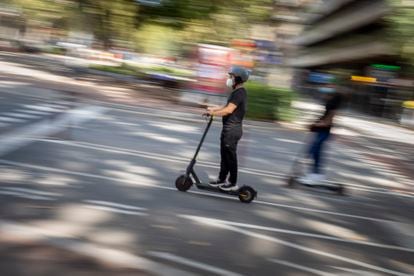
left=223, top=87, right=247, bottom=128
left=319, top=93, right=342, bottom=129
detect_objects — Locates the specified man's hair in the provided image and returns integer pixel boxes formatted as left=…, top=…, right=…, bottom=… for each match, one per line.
left=234, top=76, right=243, bottom=85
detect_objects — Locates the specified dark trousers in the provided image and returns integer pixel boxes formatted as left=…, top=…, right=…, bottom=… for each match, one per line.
left=218, top=127, right=242, bottom=184
left=309, top=130, right=331, bottom=174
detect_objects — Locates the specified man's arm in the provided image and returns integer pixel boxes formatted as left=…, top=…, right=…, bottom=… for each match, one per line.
left=207, top=103, right=237, bottom=117
left=314, top=110, right=336, bottom=127
left=207, top=106, right=225, bottom=112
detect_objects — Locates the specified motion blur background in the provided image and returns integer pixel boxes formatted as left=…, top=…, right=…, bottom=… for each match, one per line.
left=1, top=0, right=413, bottom=123
left=1, top=1, right=414, bottom=275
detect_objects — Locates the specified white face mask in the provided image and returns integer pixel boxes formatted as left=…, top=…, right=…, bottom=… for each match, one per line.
left=226, top=78, right=233, bottom=88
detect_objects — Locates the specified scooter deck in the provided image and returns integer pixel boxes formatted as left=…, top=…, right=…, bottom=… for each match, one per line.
left=289, top=177, right=344, bottom=195
left=195, top=183, right=240, bottom=196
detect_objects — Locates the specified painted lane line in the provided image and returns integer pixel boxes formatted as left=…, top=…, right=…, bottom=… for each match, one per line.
left=0, top=220, right=195, bottom=276
left=268, top=259, right=333, bottom=276
left=2, top=187, right=61, bottom=197
left=0, top=116, right=25, bottom=123
left=147, top=251, right=243, bottom=276
left=42, top=103, right=68, bottom=109
left=33, top=139, right=414, bottom=198
left=1, top=112, right=41, bottom=119
left=177, top=216, right=414, bottom=253
left=83, top=200, right=147, bottom=211
left=254, top=199, right=397, bottom=223
left=16, top=109, right=51, bottom=115
left=0, top=190, right=54, bottom=201
left=83, top=205, right=147, bottom=216
left=330, top=266, right=381, bottom=276
left=0, top=159, right=401, bottom=224
left=0, top=105, right=106, bottom=156
left=21, top=104, right=61, bottom=112
left=180, top=215, right=411, bottom=276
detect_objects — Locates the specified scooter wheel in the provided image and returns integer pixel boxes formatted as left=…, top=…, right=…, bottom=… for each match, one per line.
left=238, top=186, right=256, bottom=203
left=175, top=175, right=193, bottom=192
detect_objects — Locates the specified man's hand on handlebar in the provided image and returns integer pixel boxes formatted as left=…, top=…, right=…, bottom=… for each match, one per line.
left=204, top=106, right=216, bottom=117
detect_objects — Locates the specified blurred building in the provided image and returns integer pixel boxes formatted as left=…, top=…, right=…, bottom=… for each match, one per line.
left=281, top=0, right=414, bottom=121
left=289, top=0, right=393, bottom=68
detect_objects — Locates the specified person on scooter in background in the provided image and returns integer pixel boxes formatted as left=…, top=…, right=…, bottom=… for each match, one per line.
left=205, top=66, right=249, bottom=191
left=300, top=80, right=343, bottom=185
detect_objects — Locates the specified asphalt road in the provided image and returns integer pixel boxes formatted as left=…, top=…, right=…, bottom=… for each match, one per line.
left=0, top=52, right=413, bottom=276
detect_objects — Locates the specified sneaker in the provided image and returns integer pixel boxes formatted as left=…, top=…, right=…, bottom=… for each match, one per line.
left=299, top=173, right=326, bottom=186
left=209, top=179, right=226, bottom=187
left=219, top=183, right=239, bottom=191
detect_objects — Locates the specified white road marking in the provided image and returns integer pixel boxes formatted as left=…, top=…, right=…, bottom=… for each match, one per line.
left=17, top=109, right=51, bottom=115
left=0, top=116, right=25, bottom=123
left=176, top=216, right=414, bottom=253
left=83, top=200, right=147, bottom=211
left=254, top=199, right=395, bottom=223
left=276, top=138, right=304, bottom=144
left=2, top=112, right=41, bottom=119
left=0, top=105, right=106, bottom=156
left=0, top=159, right=403, bottom=225
left=330, top=266, right=381, bottom=276
left=0, top=219, right=195, bottom=276
left=1, top=187, right=61, bottom=197
left=268, top=259, right=333, bottom=276
left=32, top=139, right=414, bottom=198
left=42, top=103, right=68, bottom=109
left=147, top=251, right=244, bottom=276
left=83, top=205, right=147, bottom=216
left=0, top=190, right=54, bottom=201
left=37, top=139, right=414, bottom=198
left=21, top=104, right=62, bottom=112
left=180, top=214, right=411, bottom=276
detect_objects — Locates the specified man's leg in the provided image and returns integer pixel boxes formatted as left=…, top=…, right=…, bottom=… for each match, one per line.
left=313, top=131, right=330, bottom=174
left=220, top=128, right=242, bottom=191
left=301, top=131, right=330, bottom=185
left=227, top=141, right=238, bottom=184
left=218, top=138, right=230, bottom=182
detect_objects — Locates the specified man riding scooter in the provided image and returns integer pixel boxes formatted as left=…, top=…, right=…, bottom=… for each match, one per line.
left=299, top=80, right=343, bottom=185
left=206, top=66, right=249, bottom=191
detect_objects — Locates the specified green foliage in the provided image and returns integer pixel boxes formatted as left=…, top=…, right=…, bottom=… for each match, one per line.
left=90, top=63, right=144, bottom=78
left=133, top=24, right=180, bottom=56
left=385, top=1, right=414, bottom=71
left=10, top=0, right=274, bottom=50
left=245, top=81, right=296, bottom=121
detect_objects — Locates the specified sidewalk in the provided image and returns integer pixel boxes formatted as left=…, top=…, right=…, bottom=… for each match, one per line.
left=291, top=99, right=414, bottom=143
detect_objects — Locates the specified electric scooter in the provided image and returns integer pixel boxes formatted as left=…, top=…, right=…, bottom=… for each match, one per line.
left=286, top=135, right=345, bottom=195
left=175, top=115, right=257, bottom=203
